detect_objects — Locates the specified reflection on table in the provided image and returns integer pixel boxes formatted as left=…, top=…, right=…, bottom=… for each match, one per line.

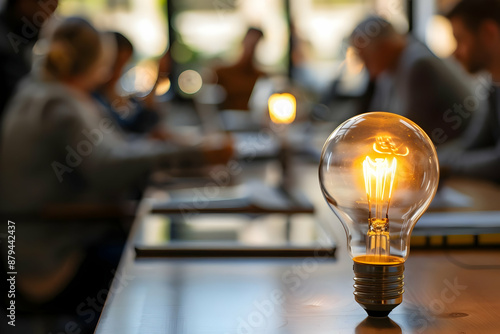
left=95, top=161, right=500, bottom=333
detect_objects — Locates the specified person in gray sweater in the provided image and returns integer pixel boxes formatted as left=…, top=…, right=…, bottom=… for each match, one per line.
left=0, top=17, right=232, bottom=315
left=1, top=17, right=231, bottom=214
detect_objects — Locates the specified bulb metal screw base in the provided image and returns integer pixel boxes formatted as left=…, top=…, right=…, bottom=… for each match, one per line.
left=353, top=261, right=404, bottom=317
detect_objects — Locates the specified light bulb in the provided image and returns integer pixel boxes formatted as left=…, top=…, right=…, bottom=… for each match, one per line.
left=319, top=112, right=439, bottom=317
left=268, top=93, right=296, bottom=124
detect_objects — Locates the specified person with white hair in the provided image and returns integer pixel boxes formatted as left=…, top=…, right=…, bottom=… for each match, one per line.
left=350, top=16, right=473, bottom=145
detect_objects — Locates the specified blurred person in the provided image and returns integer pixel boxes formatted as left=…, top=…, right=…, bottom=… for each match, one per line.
left=440, top=0, right=500, bottom=182
left=0, top=17, right=232, bottom=331
left=214, top=27, right=265, bottom=111
left=0, top=0, right=58, bottom=121
left=350, top=16, right=473, bottom=145
left=93, top=32, right=164, bottom=136
left=1, top=18, right=232, bottom=212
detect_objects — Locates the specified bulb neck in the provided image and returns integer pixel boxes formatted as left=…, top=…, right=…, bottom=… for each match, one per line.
left=353, top=261, right=404, bottom=317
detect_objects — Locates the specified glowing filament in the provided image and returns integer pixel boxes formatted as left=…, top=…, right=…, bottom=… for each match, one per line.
left=363, top=156, right=397, bottom=260
left=363, top=157, right=397, bottom=220
left=373, top=136, right=409, bottom=156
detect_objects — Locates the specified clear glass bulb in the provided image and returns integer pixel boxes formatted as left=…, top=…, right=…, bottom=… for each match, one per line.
left=319, top=112, right=439, bottom=316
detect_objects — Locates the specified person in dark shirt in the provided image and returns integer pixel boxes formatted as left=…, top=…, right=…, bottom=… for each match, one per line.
left=349, top=16, right=473, bottom=145
left=441, top=0, right=500, bottom=182
left=0, top=0, right=58, bottom=120
left=214, top=27, right=265, bottom=111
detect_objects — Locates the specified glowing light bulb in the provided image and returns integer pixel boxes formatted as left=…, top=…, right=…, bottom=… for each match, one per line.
left=268, top=93, right=296, bottom=124
left=319, top=112, right=439, bottom=317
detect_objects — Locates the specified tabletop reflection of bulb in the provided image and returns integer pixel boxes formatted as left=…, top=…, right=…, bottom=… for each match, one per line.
left=319, top=112, right=439, bottom=317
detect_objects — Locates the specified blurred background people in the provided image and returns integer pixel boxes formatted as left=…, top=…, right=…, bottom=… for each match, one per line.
left=0, top=17, right=232, bottom=332
left=440, top=0, right=500, bottom=182
left=3, top=1, right=500, bottom=332
left=3, top=18, right=183, bottom=212
left=0, top=0, right=58, bottom=127
left=1, top=18, right=232, bottom=212
left=93, top=32, right=163, bottom=136
left=349, top=16, right=473, bottom=145
left=214, top=27, right=265, bottom=111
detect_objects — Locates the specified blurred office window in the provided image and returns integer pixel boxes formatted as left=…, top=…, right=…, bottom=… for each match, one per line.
left=57, top=0, right=168, bottom=58
left=412, top=0, right=458, bottom=59
left=426, top=14, right=456, bottom=58
left=171, top=0, right=288, bottom=73
left=422, top=0, right=460, bottom=58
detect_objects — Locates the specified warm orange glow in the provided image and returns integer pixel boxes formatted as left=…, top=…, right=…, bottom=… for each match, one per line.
left=353, top=255, right=404, bottom=265
left=268, top=93, right=296, bottom=124
left=362, top=137, right=401, bottom=262
left=155, top=78, right=171, bottom=96
left=363, top=156, right=397, bottom=220
left=373, top=136, right=409, bottom=156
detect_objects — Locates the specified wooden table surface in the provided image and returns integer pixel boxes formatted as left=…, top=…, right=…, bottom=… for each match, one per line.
left=94, top=165, right=500, bottom=334
left=95, top=229, right=500, bottom=333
